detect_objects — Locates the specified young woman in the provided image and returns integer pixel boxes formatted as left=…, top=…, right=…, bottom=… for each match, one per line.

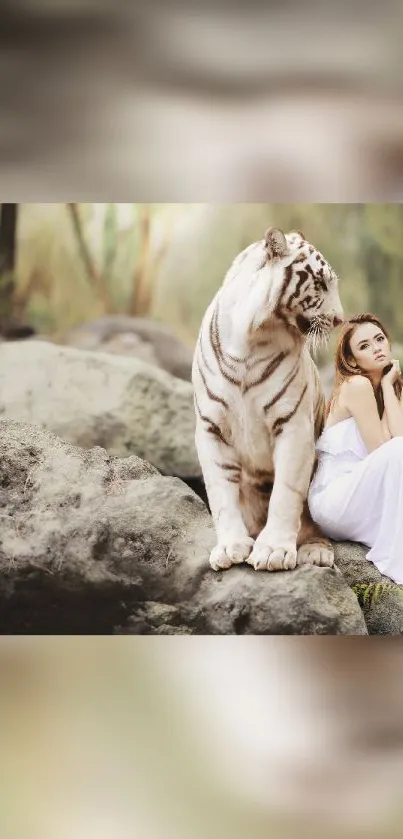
left=308, top=313, right=403, bottom=583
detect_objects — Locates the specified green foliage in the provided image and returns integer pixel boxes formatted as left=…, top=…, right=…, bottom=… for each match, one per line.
left=364, top=204, right=403, bottom=260
left=352, top=582, right=403, bottom=609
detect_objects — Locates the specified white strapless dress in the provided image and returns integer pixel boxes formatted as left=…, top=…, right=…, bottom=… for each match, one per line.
left=308, top=417, right=403, bottom=584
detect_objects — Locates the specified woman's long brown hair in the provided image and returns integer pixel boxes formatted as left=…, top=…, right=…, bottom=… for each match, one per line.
left=327, top=313, right=403, bottom=418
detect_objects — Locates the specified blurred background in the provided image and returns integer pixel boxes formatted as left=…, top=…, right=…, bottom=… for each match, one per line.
left=1, top=1, right=403, bottom=199
left=2, top=637, right=403, bottom=839
left=1, top=202, right=403, bottom=388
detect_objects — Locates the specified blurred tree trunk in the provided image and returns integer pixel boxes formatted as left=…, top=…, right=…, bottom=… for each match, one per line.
left=129, top=205, right=172, bottom=316
left=129, top=205, right=152, bottom=315
left=0, top=203, right=18, bottom=321
left=67, top=202, right=114, bottom=312
left=0, top=203, right=33, bottom=338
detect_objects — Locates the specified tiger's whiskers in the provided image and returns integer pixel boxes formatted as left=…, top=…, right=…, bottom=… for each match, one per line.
left=307, top=316, right=332, bottom=356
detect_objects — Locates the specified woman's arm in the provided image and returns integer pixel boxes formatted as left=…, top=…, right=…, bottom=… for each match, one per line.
left=381, top=361, right=403, bottom=438
left=341, top=377, right=388, bottom=452
left=380, top=410, right=392, bottom=442
left=382, top=383, right=403, bottom=437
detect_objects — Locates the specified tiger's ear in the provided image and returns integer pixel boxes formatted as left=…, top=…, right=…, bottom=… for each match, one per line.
left=264, top=227, right=289, bottom=260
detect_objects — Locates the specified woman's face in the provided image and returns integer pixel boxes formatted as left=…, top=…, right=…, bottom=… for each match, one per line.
left=348, top=322, right=392, bottom=374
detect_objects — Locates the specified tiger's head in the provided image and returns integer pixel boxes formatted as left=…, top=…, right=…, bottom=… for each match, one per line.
left=263, top=226, right=344, bottom=349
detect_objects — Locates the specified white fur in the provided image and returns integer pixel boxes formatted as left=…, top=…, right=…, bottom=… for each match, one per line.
left=192, top=232, right=343, bottom=571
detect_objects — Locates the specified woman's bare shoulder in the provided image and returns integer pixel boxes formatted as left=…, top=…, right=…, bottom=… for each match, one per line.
left=341, top=375, right=373, bottom=395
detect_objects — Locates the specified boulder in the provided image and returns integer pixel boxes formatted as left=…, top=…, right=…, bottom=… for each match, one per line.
left=193, top=561, right=367, bottom=635
left=0, top=316, right=36, bottom=341
left=62, top=316, right=194, bottom=382
left=0, top=340, right=200, bottom=485
left=0, top=419, right=367, bottom=635
left=334, top=542, right=403, bottom=635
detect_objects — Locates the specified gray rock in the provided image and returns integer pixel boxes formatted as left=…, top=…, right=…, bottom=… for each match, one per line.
left=0, top=339, right=199, bottom=480
left=334, top=542, right=403, bottom=635
left=195, top=563, right=367, bottom=635
left=0, top=418, right=211, bottom=633
left=63, top=316, right=193, bottom=382
left=0, top=419, right=367, bottom=635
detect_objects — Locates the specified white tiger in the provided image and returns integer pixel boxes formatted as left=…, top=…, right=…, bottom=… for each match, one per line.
left=192, top=226, right=344, bottom=572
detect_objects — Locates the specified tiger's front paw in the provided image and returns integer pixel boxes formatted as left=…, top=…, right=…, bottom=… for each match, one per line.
left=297, top=541, right=334, bottom=567
left=247, top=539, right=297, bottom=571
left=209, top=536, right=255, bottom=571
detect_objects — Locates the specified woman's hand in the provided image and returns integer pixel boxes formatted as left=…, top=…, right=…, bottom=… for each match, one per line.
left=382, top=359, right=401, bottom=388
left=381, top=358, right=403, bottom=437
